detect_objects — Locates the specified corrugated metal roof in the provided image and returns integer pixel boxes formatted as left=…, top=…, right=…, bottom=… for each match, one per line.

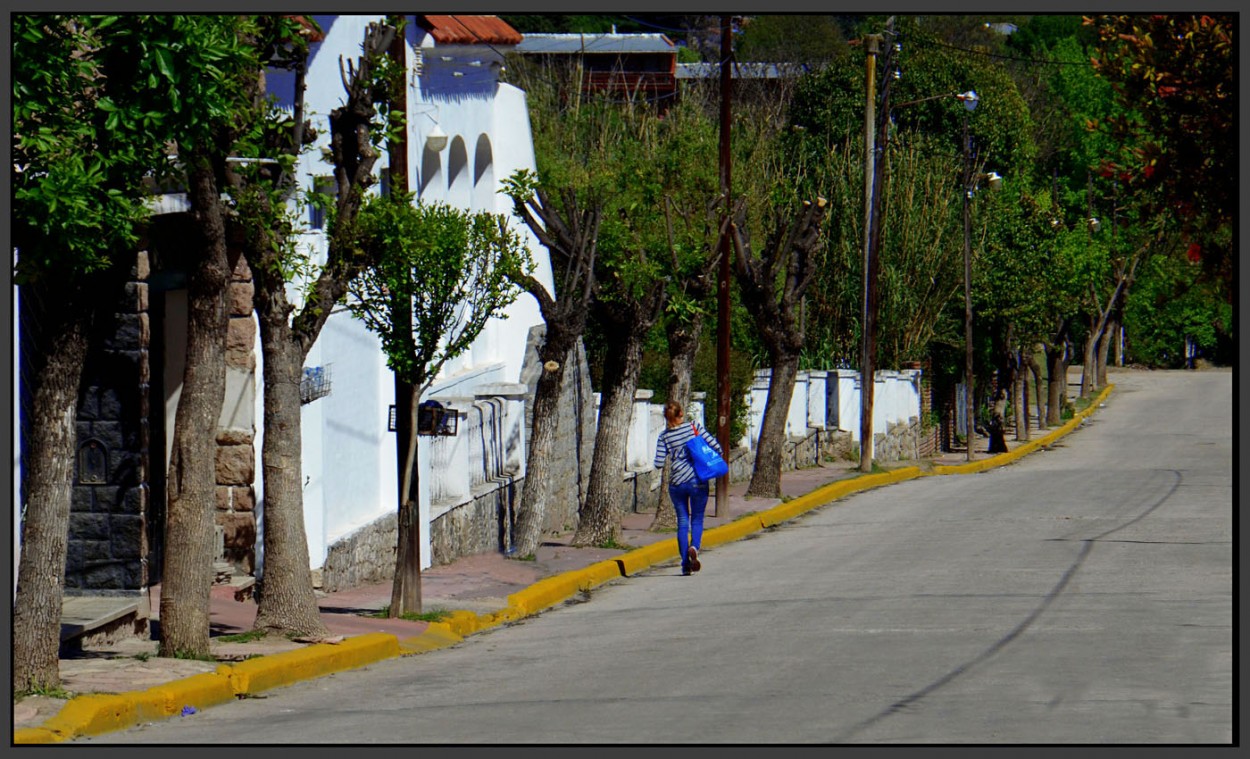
left=516, top=33, right=675, bottom=55
left=417, top=15, right=522, bottom=46
left=676, top=62, right=811, bottom=79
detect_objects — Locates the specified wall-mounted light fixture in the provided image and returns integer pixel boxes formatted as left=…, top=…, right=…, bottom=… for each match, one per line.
left=414, top=103, right=447, bottom=152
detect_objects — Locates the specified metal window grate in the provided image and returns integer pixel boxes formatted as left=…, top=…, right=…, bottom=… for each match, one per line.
left=300, top=365, right=331, bottom=404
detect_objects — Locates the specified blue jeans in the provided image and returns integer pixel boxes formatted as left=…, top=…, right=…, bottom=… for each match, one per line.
left=669, top=480, right=709, bottom=571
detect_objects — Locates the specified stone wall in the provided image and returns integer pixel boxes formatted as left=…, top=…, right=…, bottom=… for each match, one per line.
left=429, top=480, right=518, bottom=565
left=214, top=254, right=257, bottom=574
left=319, top=324, right=600, bottom=591
left=517, top=324, right=595, bottom=536
left=65, top=250, right=151, bottom=594
left=320, top=477, right=520, bottom=591
left=319, top=511, right=397, bottom=593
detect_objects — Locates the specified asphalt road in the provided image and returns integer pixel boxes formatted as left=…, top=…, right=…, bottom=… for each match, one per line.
left=84, top=368, right=1232, bottom=744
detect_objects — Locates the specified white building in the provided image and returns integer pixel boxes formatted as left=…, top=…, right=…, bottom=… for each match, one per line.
left=268, top=14, right=553, bottom=575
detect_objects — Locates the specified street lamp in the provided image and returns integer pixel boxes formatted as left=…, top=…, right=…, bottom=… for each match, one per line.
left=960, top=96, right=1003, bottom=462
left=413, top=103, right=447, bottom=152
left=859, top=73, right=981, bottom=471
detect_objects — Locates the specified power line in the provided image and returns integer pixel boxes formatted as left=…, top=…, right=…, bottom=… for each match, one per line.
left=621, top=15, right=702, bottom=35
left=923, top=37, right=1093, bottom=67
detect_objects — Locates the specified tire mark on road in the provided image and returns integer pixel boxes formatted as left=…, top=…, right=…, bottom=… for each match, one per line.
left=831, top=469, right=1183, bottom=742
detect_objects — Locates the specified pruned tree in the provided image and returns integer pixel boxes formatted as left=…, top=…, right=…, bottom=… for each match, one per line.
left=500, top=169, right=599, bottom=559
left=230, top=18, right=399, bottom=637
left=347, top=197, right=530, bottom=615
left=730, top=196, right=829, bottom=498
left=572, top=94, right=723, bottom=548
left=498, top=55, right=622, bottom=558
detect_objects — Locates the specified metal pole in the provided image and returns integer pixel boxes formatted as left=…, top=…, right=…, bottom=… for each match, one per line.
left=858, top=34, right=881, bottom=473
left=715, top=15, right=733, bottom=517
left=962, top=113, right=975, bottom=462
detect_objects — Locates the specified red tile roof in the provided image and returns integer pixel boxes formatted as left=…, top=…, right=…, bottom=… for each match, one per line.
left=287, top=15, right=325, bottom=43
left=417, top=15, right=522, bottom=46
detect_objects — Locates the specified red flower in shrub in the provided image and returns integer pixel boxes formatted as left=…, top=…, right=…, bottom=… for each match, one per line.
left=1187, top=243, right=1202, bottom=262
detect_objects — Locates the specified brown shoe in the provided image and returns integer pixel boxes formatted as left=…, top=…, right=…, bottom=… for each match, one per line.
left=687, top=546, right=701, bottom=573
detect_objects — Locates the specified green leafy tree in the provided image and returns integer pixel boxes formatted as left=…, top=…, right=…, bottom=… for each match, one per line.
left=12, top=13, right=269, bottom=676
left=736, top=15, right=850, bottom=65
left=347, top=197, right=530, bottom=614
left=136, top=14, right=269, bottom=659
left=573, top=93, right=734, bottom=546
left=12, top=14, right=172, bottom=691
left=1086, top=14, right=1234, bottom=293
left=1124, top=253, right=1232, bottom=368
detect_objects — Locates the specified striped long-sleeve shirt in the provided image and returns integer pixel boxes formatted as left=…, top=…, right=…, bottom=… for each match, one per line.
left=653, top=419, right=723, bottom=486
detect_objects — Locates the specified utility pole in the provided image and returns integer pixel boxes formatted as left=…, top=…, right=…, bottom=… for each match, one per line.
left=962, top=112, right=975, bottom=463
left=715, top=15, right=733, bottom=516
left=858, top=32, right=881, bottom=473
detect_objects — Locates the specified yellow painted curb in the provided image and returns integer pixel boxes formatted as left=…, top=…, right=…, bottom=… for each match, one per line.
left=399, top=623, right=463, bottom=654
left=476, top=603, right=528, bottom=630
left=14, top=727, right=63, bottom=744
left=38, top=693, right=136, bottom=740
left=20, top=387, right=1118, bottom=745
left=141, top=670, right=237, bottom=715
left=616, top=539, right=678, bottom=577
left=931, top=384, right=1114, bottom=476
left=759, top=467, right=923, bottom=527
left=507, top=573, right=581, bottom=616
left=701, top=514, right=765, bottom=548
left=579, top=559, right=625, bottom=590
left=441, top=609, right=481, bottom=637
left=221, top=632, right=399, bottom=695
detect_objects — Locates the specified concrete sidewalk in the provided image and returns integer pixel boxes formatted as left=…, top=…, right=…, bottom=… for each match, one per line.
left=14, top=391, right=1110, bottom=743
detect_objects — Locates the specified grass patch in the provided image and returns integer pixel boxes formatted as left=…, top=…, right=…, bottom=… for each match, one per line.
left=512, top=553, right=536, bottom=561
left=173, top=649, right=217, bottom=662
left=215, top=629, right=268, bottom=644
left=133, top=652, right=151, bottom=662
left=369, top=605, right=451, bottom=623
left=15, top=683, right=75, bottom=702
left=595, top=537, right=633, bottom=551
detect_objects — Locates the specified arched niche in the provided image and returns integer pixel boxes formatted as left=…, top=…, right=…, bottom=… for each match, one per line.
left=446, top=136, right=471, bottom=209
left=472, top=134, right=495, bottom=211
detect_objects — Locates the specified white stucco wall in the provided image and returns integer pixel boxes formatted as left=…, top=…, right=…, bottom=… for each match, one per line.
left=255, top=16, right=554, bottom=571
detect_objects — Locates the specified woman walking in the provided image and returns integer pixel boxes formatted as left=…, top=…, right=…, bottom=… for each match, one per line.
left=653, top=400, right=724, bottom=575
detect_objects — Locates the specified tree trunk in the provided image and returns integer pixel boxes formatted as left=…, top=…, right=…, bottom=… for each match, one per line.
left=572, top=323, right=648, bottom=547
left=160, top=161, right=232, bottom=658
left=1014, top=347, right=1028, bottom=442
left=652, top=315, right=704, bottom=531
left=1026, top=349, right=1045, bottom=430
left=1045, top=343, right=1068, bottom=428
left=390, top=385, right=422, bottom=616
left=12, top=281, right=93, bottom=692
left=1080, top=314, right=1100, bottom=397
left=747, top=352, right=799, bottom=499
left=1097, top=315, right=1116, bottom=386
left=511, top=325, right=577, bottom=558
left=250, top=313, right=329, bottom=637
